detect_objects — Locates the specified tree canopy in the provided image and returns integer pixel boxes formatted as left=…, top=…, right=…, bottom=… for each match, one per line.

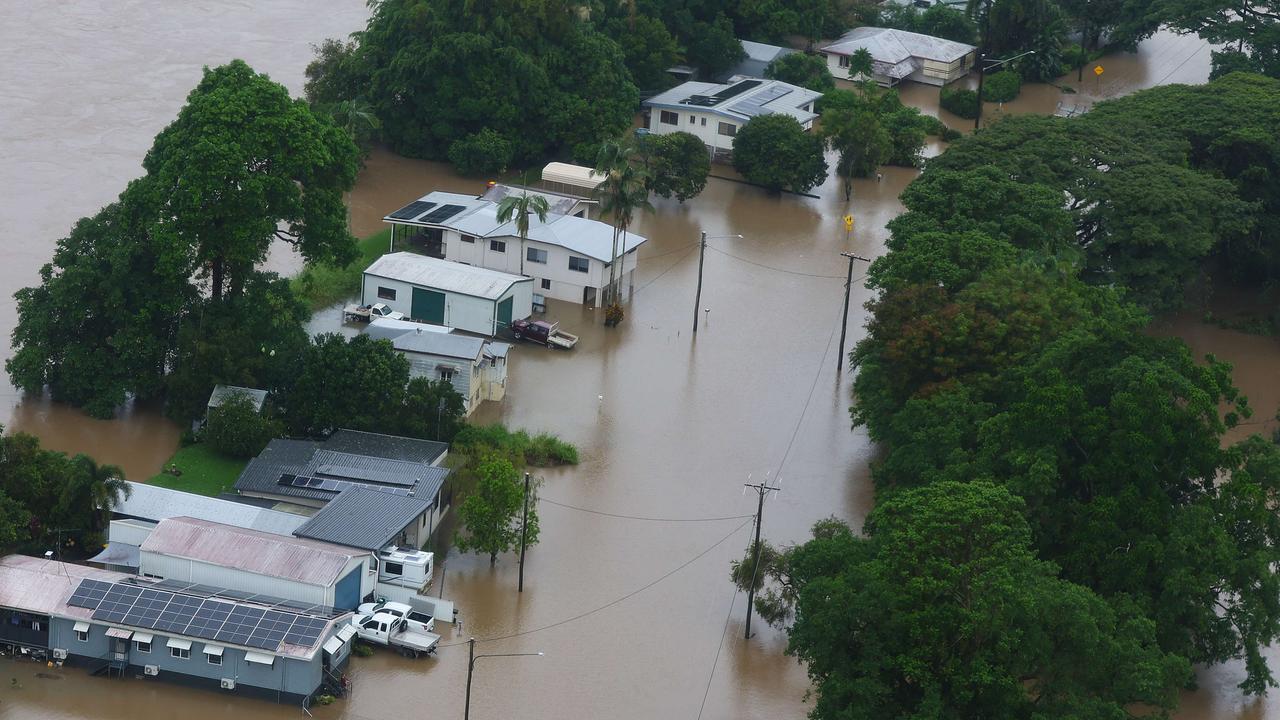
left=454, top=455, right=540, bottom=564
left=732, top=114, right=828, bottom=193
left=764, top=52, right=834, bottom=92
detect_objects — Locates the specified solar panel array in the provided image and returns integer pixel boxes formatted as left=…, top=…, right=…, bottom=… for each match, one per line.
left=682, top=79, right=766, bottom=108
left=730, top=85, right=794, bottom=118
left=277, top=473, right=412, bottom=497
left=387, top=200, right=437, bottom=221
left=66, top=579, right=340, bottom=652
left=418, top=204, right=466, bottom=225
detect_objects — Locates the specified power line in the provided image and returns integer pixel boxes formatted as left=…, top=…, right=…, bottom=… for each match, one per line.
left=641, top=240, right=699, bottom=261
left=773, top=308, right=845, bottom=489
left=539, top=496, right=755, bottom=522
left=633, top=245, right=698, bottom=296
left=696, top=585, right=740, bottom=720
left=703, top=244, right=850, bottom=279
left=437, top=517, right=753, bottom=648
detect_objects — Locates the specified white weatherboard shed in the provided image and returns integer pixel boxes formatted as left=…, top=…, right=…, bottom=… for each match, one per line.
left=642, top=78, right=822, bottom=153
left=362, top=253, right=533, bottom=336
left=366, top=318, right=511, bottom=416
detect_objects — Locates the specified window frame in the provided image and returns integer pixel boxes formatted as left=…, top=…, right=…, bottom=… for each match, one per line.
left=171, top=647, right=190, bottom=660
left=541, top=278, right=552, bottom=290
left=489, top=239, right=506, bottom=253
left=461, top=234, right=476, bottom=244
left=717, top=122, right=737, bottom=137
left=377, top=286, right=396, bottom=301
left=527, top=247, right=548, bottom=264
left=136, top=640, right=151, bottom=653
left=659, top=110, right=679, bottom=125
left=75, top=629, right=88, bottom=642
left=568, top=256, right=589, bottom=273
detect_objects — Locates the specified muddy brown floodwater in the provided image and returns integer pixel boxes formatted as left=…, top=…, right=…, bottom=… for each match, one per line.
left=0, top=5, right=1273, bottom=720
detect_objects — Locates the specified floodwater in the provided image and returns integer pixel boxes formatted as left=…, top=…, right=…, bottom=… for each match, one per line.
left=0, top=5, right=1272, bottom=719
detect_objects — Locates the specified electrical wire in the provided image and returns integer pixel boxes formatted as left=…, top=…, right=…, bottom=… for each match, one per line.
left=632, top=244, right=698, bottom=296
left=640, top=240, right=699, bottom=261
left=773, top=306, right=846, bottom=489
left=539, top=496, right=755, bottom=522
left=703, top=244, right=851, bottom=279
left=436, top=517, right=753, bottom=649
left=696, top=584, right=741, bottom=720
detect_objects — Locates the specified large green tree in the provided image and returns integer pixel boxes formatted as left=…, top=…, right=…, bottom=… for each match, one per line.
left=643, top=131, right=711, bottom=202
left=783, top=483, right=1188, bottom=720
left=454, top=455, right=540, bottom=564
left=281, top=333, right=411, bottom=437
left=732, top=114, right=828, bottom=193
left=764, top=52, right=835, bottom=92
left=143, top=60, right=359, bottom=300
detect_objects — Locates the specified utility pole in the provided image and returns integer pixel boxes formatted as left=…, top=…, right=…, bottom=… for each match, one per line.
left=837, top=252, right=870, bottom=371
left=692, top=231, right=707, bottom=334
left=518, top=472, right=531, bottom=592
left=974, top=0, right=993, bottom=131
left=743, top=481, right=779, bottom=640
left=466, top=637, right=476, bottom=720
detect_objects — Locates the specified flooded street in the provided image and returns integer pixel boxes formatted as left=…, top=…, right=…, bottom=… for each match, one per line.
left=0, top=4, right=1275, bottom=719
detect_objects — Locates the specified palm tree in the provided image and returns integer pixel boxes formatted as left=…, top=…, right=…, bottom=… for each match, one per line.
left=54, top=455, right=130, bottom=544
left=496, top=176, right=551, bottom=276
left=593, top=139, right=653, bottom=316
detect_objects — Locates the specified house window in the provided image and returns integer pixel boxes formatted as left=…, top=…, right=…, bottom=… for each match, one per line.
left=659, top=110, right=678, bottom=125
left=717, top=122, right=737, bottom=137
left=489, top=240, right=506, bottom=253
left=439, top=367, right=455, bottom=382
left=171, top=647, right=190, bottom=660
left=568, top=256, right=589, bottom=273
left=527, top=247, right=547, bottom=264
left=838, top=55, right=850, bottom=68
left=700, top=118, right=707, bottom=126
left=208, top=653, right=223, bottom=666
left=136, top=640, right=151, bottom=653
left=541, top=278, right=551, bottom=290
left=377, top=286, right=396, bottom=301
left=689, top=115, right=695, bottom=124
left=461, top=234, right=476, bottom=243
left=75, top=630, right=88, bottom=642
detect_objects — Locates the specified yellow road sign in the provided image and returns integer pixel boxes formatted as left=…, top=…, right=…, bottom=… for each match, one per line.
left=1094, top=64, right=1104, bottom=76
left=843, top=214, right=854, bottom=231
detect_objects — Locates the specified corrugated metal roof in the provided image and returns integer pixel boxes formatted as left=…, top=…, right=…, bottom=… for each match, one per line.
left=116, top=481, right=308, bottom=535
left=366, top=320, right=487, bottom=361
left=820, top=27, right=975, bottom=63
left=644, top=79, right=822, bottom=126
left=323, top=430, right=448, bottom=465
left=293, top=487, right=434, bottom=551
left=541, top=162, right=604, bottom=190
left=140, top=517, right=361, bottom=587
left=0, top=555, right=128, bottom=617
left=365, top=252, right=529, bottom=300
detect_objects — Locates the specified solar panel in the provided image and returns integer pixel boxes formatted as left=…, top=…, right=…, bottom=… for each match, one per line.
left=418, top=204, right=466, bottom=225
left=122, top=589, right=175, bottom=628
left=155, top=594, right=203, bottom=633
left=713, top=79, right=761, bottom=100
left=284, top=616, right=329, bottom=647
left=186, top=599, right=235, bottom=639
left=67, top=579, right=112, bottom=609
left=317, top=464, right=416, bottom=486
left=93, top=585, right=144, bottom=623
left=151, top=579, right=191, bottom=592
left=730, top=85, right=793, bottom=118
left=387, top=200, right=436, bottom=221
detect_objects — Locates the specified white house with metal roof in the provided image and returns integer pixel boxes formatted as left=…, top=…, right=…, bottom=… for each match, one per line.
left=361, top=252, right=533, bottom=336
left=819, top=27, right=976, bottom=86
left=642, top=78, right=823, bottom=153
left=138, top=517, right=374, bottom=610
left=0, top=555, right=352, bottom=705
left=365, top=318, right=510, bottom=416
left=383, top=191, right=646, bottom=306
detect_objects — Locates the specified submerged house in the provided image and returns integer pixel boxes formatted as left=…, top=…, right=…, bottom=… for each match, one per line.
left=642, top=78, right=822, bottom=154
left=365, top=317, right=510, bottom=416
left=819, top=27, right=976, bottom=86
left=361, top=252, right=534, bottom=336
left=0, top=555, right=353, bottom=705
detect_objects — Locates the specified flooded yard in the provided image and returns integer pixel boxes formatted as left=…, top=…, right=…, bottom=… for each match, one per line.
left=2, top=4, right=1276, bottom=719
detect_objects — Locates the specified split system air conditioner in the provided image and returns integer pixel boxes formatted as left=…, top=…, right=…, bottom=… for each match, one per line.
left=51, top=648, right=67, bottom=660
left=220, top=678, right=236, bottom=690
left=144, top=664, right=159, bottom=676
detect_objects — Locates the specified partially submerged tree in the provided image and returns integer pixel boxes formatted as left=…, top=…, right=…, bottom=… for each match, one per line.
left=454, top=455, right=540, bottom=564
left=643, top=131, right=710, bottom=202
left=732, top=114, right=828, bottom=193
left=594, top=139, right=653, bottom=320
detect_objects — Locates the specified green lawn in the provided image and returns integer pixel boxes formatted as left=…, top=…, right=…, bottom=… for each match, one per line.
left=146, top=444, right=247, bottom=497
left=292, top=228, right=391, bottom=310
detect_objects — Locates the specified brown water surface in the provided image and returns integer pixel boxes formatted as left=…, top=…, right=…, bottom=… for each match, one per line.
left=0, top=6, right=1270, bottom=719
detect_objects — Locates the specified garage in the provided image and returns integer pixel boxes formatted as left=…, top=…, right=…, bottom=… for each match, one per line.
left=362, top=253, right=534, bottom=337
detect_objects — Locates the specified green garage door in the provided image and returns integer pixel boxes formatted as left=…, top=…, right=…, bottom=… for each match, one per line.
left=411, top=287, right=446, bottom=323
left=497, top=297, right=514, bottom=330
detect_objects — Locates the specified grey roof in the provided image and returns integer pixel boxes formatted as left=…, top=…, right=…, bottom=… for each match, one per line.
left=234, top=433, right=450, bottom=504
left=207, top=384, right=268, bottom=411
left=294, top=487, right=435, bottom=551
left=820, top=27, right=975, bottom=63
left=366, top=319, right=487, bottom=361
left=718, top=40, right=796, bottom=81
left=87, top=541, right=141, bottom=568
left=481, top=184, right=586, bottom=216
left=140, top=517, right=361, bottom=587
left=644, top=79, right=823, bottom=126
left=384, top=191, right=647, bottom=262
left=365, top=252, right=530, bottom=301
left=115, top=481, right=308, bottom=535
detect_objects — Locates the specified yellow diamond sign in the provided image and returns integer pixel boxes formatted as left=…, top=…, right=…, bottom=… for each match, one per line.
left=1094, top=64, right=1104, bottom=76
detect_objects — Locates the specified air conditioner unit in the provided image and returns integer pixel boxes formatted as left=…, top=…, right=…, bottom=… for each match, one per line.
left=52, top=648, right=67, bottom=660
left=144, top=664, right=159, bottom=676
left=220, top=678, right=236, bottom=690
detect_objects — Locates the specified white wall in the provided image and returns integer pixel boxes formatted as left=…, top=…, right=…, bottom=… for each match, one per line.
left=361, top=275, right=416, bottom=317
left=109, top=519, right=156, bottom=547
left=441, top=232, right=619, bottom=306
left=362, top=271, right=531, bottom=336
left=649, top=108, right=740, bottom=151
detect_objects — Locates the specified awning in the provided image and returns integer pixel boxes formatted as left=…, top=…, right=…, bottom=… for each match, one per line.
left=73, top=621, right=90, bottom=633
left=203, top=644, right=224, bottom=657
left=167, top=638, right=192, bottom=651
left=244, top=651, right=275, bottom=666
left=322, top=636, right=343, bottom=655
left=336, top=625, right=356, bottom=643
left=87, top=541, right=141, bottom=568
left=105, top=628, right=133, bottom=640
left=133, top=633, right=154, bottom=645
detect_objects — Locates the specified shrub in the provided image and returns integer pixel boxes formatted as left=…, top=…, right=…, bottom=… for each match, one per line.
left=352, top=642, right=374, bottom=657
left=447, top=129, right=514, bottom=177
left=203, top=394, right=281, bottom=459
left=981, top=70, right=1022, bottom=103
left=941, top=127, right=963, bottom=142
left=939, top=86, right=979, bottom=120
left=452, top=424, right=580, bottom=467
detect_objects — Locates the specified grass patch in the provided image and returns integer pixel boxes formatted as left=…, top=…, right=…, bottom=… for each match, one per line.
left=292, top=228, right=391, bottom=310
left=146, top=443, right=247, bottom=496
left=452, top=423, right=579, bottom=467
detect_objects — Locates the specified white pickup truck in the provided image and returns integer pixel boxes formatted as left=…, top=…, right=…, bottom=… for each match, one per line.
left=352, top=611, right=441, bottom=658
left=343, top=302, right=405, bottom=323
left=356, top=601, right=434, bottom=634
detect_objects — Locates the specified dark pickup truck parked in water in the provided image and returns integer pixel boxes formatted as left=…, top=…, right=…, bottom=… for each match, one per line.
left=510, top=319, right=579, bottom=349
